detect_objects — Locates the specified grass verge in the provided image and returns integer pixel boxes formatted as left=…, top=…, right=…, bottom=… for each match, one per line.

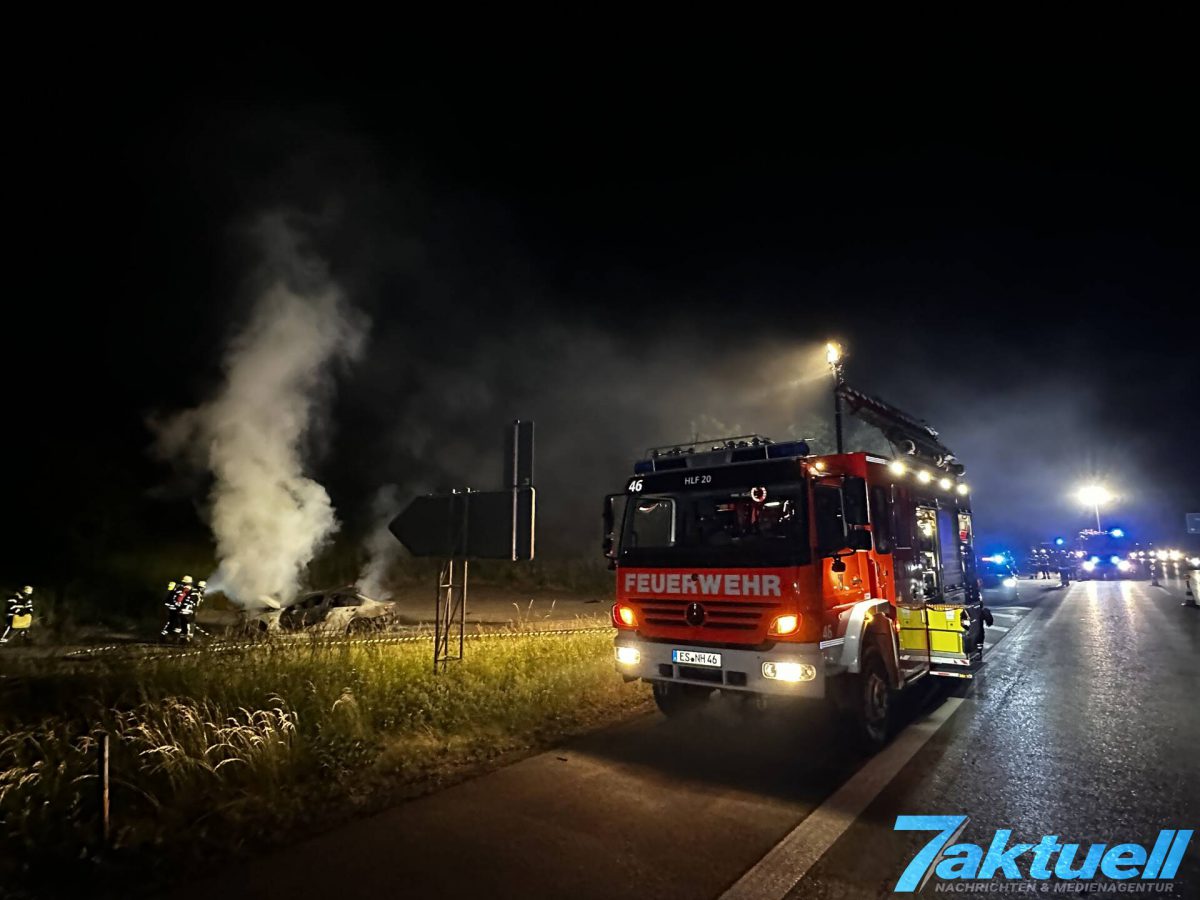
left=0, top=628, right=648, bottom=896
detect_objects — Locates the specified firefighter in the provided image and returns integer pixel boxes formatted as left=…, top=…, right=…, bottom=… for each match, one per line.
left=179, top=579, right=206, bottom=642
left=2, top=585, right=34, bottom=644
left=1058, top=555, right=1072, bottom=586
left=161, top=575, right=195, bottom=641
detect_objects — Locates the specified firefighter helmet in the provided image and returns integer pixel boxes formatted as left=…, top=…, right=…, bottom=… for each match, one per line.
left=167, top=581, right=176, bottom=591
left=181, top=575, right=194, bottom=585
left=197, top=580, right=207, bottom=588
left=21, top=586, right=32, bottom=595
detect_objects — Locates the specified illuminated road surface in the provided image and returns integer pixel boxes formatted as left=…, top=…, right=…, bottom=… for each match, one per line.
left=167, top=579, right=1200, bottom=899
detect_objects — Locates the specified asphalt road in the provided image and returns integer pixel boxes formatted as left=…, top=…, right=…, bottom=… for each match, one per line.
left=167, top=577, right=1200, bottom=899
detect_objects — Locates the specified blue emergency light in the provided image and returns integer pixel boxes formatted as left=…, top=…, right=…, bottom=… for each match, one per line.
left=766, top=440, right=811, bottom=459
left=1110, top=528, right=1125, bottom=538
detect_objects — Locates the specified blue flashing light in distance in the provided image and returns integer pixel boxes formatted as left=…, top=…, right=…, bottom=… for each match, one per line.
left=1110, top=555, right=1121, bottom=565
left=1054, top=537, right=1065, bottom=546
left=1110, top=528, right=1125, bottom=538
left=1090, top=555, right=1101, bottom=564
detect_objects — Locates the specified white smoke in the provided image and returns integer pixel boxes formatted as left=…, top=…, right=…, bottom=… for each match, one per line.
left=154, top=215, right=366, bottom=606
left=356, top=484, right=405, bottom=600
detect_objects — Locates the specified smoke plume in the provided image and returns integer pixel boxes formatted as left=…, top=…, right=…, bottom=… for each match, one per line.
left=154, top=215, right=366, bottom=606
left=356, top=484, right=406, bottom=600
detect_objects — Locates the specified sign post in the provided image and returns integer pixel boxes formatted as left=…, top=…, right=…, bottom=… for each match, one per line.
left=388, top=421, right=536, bottom=671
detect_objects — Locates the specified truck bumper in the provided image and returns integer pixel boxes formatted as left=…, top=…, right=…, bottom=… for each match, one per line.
left=614, top=635, right=825, bottom=698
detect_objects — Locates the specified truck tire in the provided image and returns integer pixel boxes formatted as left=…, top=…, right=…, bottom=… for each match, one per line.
left=651, top=681, right=713, bottom=718
left=849, top=648, right=892, bottom=750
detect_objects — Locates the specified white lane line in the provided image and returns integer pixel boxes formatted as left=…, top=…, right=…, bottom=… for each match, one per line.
left=986, top=624, right=1010, bottom=633
left=718, top=698, right=964, bottom=900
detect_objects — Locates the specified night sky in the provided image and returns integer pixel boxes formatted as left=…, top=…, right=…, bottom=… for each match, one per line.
left=7, top=45, right=1198, bottom=591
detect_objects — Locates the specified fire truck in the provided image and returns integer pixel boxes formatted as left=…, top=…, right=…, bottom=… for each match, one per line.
left=603, top=386, right=991, bottom=748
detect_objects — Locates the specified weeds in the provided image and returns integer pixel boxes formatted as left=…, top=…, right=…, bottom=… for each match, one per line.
left=0, top=628, right=644, bottom=893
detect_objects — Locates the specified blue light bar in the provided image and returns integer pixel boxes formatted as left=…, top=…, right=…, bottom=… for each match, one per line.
left=767, top=440, right=810, bottom=459
left=1110, top=528, right=1125, bottom=538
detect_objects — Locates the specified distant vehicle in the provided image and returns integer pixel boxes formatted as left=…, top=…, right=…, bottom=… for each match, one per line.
left=1075, top=531, right=1138, bottom=580
left=1078, top=554, right=1135, bottom=580
left=978, top=558, right=1020, bottom=595
left=243, top=587, right=397, bottom=635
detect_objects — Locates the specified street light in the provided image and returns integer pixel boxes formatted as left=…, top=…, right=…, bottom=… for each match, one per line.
left=1076, top=484, right=1112, bottom=531
left=826, top=341, right=845, bottom=454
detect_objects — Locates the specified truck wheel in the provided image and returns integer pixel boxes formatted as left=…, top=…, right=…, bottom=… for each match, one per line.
left=651, top=681, right=713, bottom=718
left=851, top=648, right=892, bottom=750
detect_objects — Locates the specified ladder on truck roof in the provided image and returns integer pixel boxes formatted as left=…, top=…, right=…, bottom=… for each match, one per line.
left=836, top=383, right=962, bottom=472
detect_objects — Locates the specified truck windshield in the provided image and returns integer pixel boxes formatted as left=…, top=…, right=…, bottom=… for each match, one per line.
left=619, top=483, right=810, bottom=568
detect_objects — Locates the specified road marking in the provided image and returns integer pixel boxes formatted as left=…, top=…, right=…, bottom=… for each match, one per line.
left=718, top=698, right=965, bottom=900
left=986, top=624, right=1010, bottom=633
left=721, top=597, right=1044, bottom=900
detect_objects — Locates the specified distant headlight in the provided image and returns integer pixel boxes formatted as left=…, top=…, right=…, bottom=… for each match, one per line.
left=1083, top=561, right=1097, bottom=572
left=1117, top=560, right=1132, bottom=572
left=1002, top=577, right=1017, bottom=588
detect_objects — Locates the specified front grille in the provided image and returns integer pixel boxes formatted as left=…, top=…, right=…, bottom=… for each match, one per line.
left=637, top=598, right=782, bottom=631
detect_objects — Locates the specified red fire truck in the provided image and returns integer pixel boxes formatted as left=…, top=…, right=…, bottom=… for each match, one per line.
left=603, top=387, right=991, bottom=748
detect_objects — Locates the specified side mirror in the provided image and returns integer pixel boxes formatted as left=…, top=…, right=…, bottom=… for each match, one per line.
left=831, top=557, right=847, bottom=574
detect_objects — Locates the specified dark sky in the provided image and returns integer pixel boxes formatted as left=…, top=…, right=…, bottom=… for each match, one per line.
left=7, top=44, right=1198, bottom=585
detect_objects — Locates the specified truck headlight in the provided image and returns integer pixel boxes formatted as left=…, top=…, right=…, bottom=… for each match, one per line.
left=1002, top=577, right=1017, bottom=588
left=615, top=646, right=640, bottom=666
left=1117, top=560, right=1132, bottom=572
left=1082, top=561, right=1096, bottom=572
left=762, top=661, right=816, bottom=682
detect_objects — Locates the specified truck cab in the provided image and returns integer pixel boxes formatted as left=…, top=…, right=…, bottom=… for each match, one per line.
left=605, top=436, right=986, bottom=747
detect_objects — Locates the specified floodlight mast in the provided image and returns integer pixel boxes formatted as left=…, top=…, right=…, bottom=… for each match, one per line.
left=825, top=342, right=845, bottom=454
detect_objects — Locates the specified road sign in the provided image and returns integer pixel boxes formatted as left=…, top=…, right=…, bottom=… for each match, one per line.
left=389, top=487, right=535, bottom=560
left=1187, top=513, right=1200, bottom=535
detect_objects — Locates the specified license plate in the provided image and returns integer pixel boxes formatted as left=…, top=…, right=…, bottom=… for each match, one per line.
left=672, top=649, right=722, bottom=667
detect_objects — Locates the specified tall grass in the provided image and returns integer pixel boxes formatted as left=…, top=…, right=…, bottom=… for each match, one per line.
left=0, top=629, right=645, bottom=893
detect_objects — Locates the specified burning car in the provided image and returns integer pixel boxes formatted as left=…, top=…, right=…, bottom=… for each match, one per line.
left=243, top=587, right=397, bottom=635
